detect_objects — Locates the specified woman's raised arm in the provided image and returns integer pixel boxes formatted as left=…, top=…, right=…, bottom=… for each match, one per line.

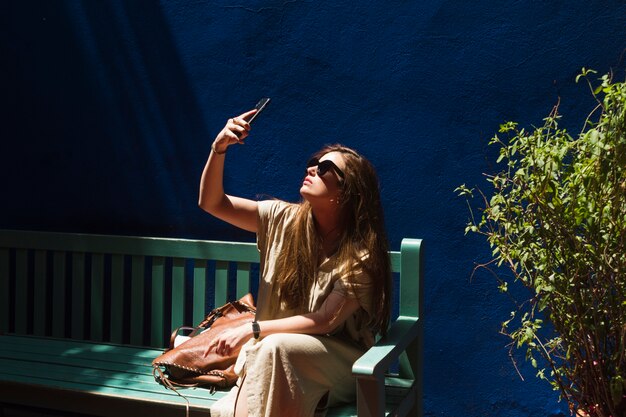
left=198, top=110, right=259, bottom=233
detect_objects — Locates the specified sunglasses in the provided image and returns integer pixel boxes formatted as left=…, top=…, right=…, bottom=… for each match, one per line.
left=306, top=157, right=345, bottom=180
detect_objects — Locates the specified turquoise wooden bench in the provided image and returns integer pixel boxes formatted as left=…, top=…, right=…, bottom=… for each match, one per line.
left=0, top=229, right=423, bottom=417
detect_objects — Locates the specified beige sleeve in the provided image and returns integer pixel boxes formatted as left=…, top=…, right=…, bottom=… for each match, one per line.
left=332, top=266, right=374, bottom=316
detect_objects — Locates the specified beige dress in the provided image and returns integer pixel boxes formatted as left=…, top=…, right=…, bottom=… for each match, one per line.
left=211, top=200, right=375, bottom=417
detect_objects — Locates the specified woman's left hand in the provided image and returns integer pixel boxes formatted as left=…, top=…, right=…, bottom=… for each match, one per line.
left=212, top=322, right=254, bottom=356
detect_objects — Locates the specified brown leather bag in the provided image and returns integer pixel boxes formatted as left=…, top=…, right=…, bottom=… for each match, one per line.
left=152, top=293, right=256, bottom=391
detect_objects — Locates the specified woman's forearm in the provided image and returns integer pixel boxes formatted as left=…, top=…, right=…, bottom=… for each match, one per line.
left=197, top=110, right=260, bottom=232
left=257, top=294, right=361, bottom=338
left=198, top=148, right=227, bottom=213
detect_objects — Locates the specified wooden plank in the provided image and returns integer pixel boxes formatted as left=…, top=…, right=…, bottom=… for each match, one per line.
left=236, top=262, right=251, bottom=300
left=150, top=257, right=165, bottom=347
left=0, top=350, right=157, bottom=380
left=0, top=338, right=235, bottom=403
left=33, top=250, right=47, bottom=336
left=52, top=251, right=67, bottom=337
left=325, top=405, right=358, bottom=417
left=0, top=335, right=161, bottom=361
left=193, top=260, right=207, bottom=325
left=0, top=381, right=218, bottom=417
left=399, top=239, right=422, bottom=318
left=0, top=346, right=157, bottom=371
left=0, top=229, right=260, bottom=262
left=390, top=251, right=401, bottom=273
left=171, top=258, right=185, bottom=330
left=0, top=249, right=9, bottom=334
left=90, top=254, right=105, bottom=341
left=15, top=249, right=28, bottom=334
left=71, top=252, right=86, bottom=339
left=130, top=255, right=145, bottom=346
left=214, top=261, right=228, bottom=308
left=0, top=339, right=224, bottom=404
left=0, top=369, right=223, bottom=406
left=110, top=254, right=125, bottom=344
left=398, top=238, right=424, bottom=409
left=0, top=357, right=154, bottom=384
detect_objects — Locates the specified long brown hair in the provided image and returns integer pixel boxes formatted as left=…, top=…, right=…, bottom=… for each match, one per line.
left=274, top=145, right=392, bottom=335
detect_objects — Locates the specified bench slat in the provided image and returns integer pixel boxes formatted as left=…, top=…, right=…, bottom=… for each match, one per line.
left=71, top=252, right=86, bottom=339
left=193, top=260, right=207, bottom=325
left=390, top=251, right=400, bottom=273
left=151, top=257, right=166, bottom=347
left=0, top=337, right=227, bottom=403
left=236, top=262, right=251, bottom=300
left=0, top=229, right=260, bottom=262
left=33, top=250, right=47, bottom=336
left=15, top=249, right=28, bottom=334
left=215, top=261, right=228, bottom=307
left=0, top=357, right=154, bottom=384
left=0, top=249, right=8, bottom=334
left=91, top=254, right=105, bottom=342
left=52, top=251, right=67, bottom=338
left=1, top=335, right=160, bottom=360
left=111, top=254, right=125, bottom=344
left=171, top=258, right=185, bottom=330
left=130, top=255, right=145, bottom=345
left=0, top=370, right=221, bottom=409
left=0, top=346, right=158, bottom=371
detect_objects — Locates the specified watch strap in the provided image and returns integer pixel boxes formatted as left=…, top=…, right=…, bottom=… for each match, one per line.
left=252, top=321, right=261, bottom=339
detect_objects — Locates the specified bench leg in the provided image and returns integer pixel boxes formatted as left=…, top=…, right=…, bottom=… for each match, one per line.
left=356, top=378, right=384, bottom=417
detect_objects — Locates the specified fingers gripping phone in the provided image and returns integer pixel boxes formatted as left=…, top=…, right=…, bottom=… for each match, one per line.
left=247, top=98, right=271, bottom=124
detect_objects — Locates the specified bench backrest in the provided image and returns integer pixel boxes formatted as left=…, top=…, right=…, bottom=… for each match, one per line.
left=0, top=230, right=421, bottom=351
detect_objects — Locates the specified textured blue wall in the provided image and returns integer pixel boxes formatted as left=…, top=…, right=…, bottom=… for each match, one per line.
left=3, top=1, right=626, bottom=416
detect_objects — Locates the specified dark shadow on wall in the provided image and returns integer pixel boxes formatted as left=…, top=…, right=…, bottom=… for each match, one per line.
left=3, top=0, right=216, bottom=238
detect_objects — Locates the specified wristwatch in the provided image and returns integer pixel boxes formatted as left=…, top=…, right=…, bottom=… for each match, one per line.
left=252, top=321, right=261, bottom=339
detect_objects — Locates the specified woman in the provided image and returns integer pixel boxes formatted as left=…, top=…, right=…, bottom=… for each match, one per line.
left=198, top=108, right=392, bottom=417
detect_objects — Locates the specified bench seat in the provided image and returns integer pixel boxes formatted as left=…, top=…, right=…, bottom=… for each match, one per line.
left=0, top=335, right=411, bottom=417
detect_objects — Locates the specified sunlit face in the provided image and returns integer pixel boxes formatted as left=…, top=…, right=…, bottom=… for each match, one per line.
left=300, top=151, right=346, bottom=204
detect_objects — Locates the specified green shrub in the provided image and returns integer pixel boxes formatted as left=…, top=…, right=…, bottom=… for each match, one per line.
left=457, top=69, right=626, bottom=417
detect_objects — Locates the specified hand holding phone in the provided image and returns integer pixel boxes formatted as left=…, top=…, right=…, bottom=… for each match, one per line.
left=212, top=98, right=271, bottom=153
left=247, top=98, right=271, bottom=124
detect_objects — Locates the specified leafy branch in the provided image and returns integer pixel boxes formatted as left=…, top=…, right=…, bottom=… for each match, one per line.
left=457, top=70, right=626, bottom=417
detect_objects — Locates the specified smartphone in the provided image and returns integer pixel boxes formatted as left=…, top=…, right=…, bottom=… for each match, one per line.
left=247, top=97, right=271, bottom=124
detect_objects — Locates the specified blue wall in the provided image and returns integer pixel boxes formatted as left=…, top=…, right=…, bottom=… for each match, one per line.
left=3, top=1, right=625, bottom=415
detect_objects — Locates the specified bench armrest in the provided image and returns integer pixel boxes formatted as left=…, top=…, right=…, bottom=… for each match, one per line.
left=352, top=315, right=420, bottom=380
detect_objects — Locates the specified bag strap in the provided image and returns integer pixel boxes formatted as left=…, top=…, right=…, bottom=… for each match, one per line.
left=198, top=300, right=256, bottom=330
left=233, top=373, right=246, bottom=417
left=167, top=326, right=198, bottom=351
left=153, top=366, right=191, bottom=417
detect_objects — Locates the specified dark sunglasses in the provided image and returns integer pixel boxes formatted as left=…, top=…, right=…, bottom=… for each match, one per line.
left=306, top=157, right=345, bottom=180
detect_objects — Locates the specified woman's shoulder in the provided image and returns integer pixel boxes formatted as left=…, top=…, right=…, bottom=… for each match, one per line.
left=258, top=199, right=300, bottom=220
left=257, top=200, right=303, bottom=240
